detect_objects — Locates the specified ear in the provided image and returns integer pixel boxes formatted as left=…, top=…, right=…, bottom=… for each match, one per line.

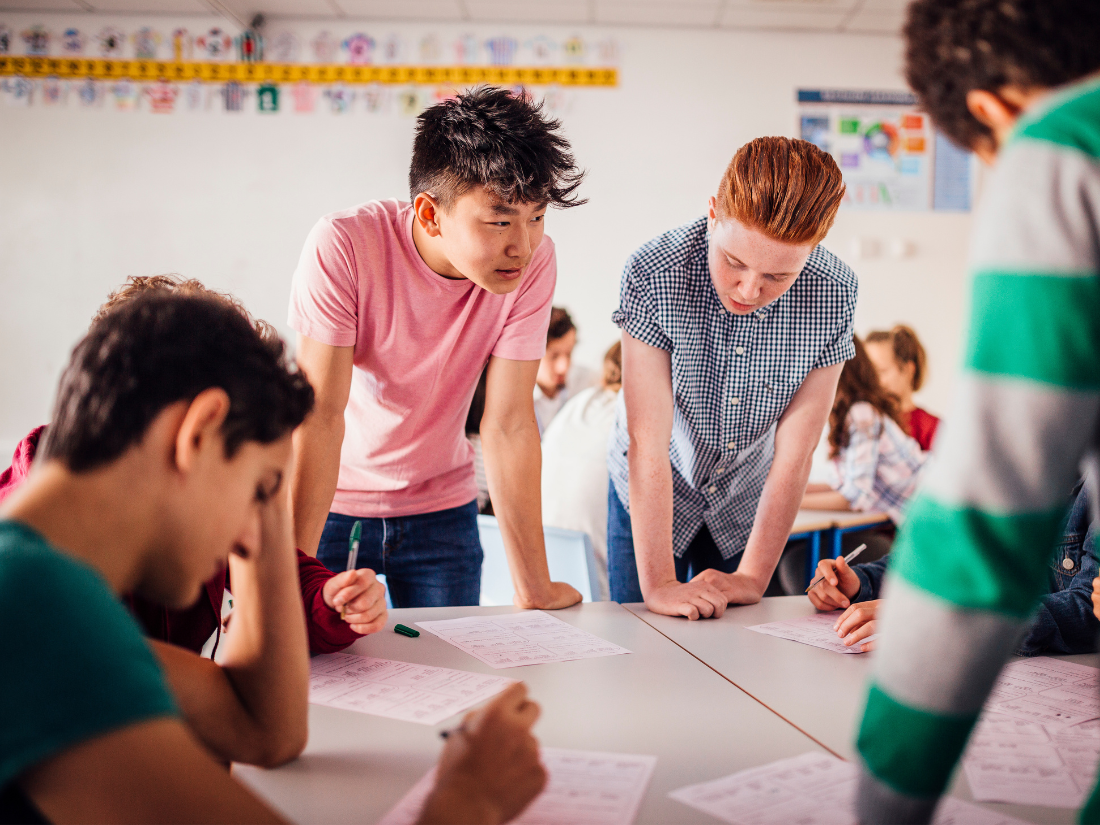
left=413, top=192, right=443, bottom=238
left=707, top=196, right=718, bottom=228
left=965, top=88, right=1028, bottom=162
left=174, top=387, right=232, bottom=474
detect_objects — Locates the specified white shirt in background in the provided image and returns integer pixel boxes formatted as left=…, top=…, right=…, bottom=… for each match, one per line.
left=540, top=385, right=619, bottom=600
left=534, top=363, right=598, bottom=436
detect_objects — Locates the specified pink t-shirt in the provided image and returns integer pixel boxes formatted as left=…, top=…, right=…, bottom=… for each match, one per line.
left=288, top=199, right=555, bottom=517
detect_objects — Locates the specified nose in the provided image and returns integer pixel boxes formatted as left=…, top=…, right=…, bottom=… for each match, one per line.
left=506, top=223, right=533, bottom=261
left=234, top=507, right=262, bottom=560
left=734, top=272, right=763, bottom=303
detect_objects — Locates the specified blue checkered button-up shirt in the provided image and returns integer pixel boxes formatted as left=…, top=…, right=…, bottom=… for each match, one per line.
left=607, top=216, right=858, bottom=559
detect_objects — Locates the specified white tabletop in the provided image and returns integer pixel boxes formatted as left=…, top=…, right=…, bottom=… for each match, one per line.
left=234, top=601, right=831, bottom=824
left=626, top=596, right=1098, bottom=825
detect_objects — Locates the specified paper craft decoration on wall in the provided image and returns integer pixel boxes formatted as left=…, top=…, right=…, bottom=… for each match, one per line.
left=798, top=89, right=974, bottom=212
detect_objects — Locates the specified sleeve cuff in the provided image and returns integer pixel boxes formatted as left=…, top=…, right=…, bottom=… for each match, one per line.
left=307, top=587, right=361, bottom=655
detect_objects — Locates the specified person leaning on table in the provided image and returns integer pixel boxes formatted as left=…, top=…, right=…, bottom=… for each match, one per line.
left=607, top=136, right=857, bottom=619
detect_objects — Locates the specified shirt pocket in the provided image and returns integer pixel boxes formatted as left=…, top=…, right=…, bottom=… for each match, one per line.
left=753, top=378, right=802, bottom=430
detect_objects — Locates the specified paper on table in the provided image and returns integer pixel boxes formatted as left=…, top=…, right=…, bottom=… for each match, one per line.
left=309, top=652, right=515, bottom=725
left=746, top=611, right=869, bottom=655
left=963, top=657, right=1100, bottom=807
left=669, top=752, right=1029, bottom=825
left=377, top=748, right=657, bottom=825
left=415, top=610, right=632, bottom=669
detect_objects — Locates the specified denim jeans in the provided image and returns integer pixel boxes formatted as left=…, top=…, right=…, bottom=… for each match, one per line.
left=317, top=501, right=483, bottom=608
left=607, top=482, right=741, bottom=603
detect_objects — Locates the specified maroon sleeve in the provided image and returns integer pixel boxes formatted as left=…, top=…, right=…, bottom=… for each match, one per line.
left=297, top=549, right=361, bottom=654
left=0, top=425, right=47, bottom=505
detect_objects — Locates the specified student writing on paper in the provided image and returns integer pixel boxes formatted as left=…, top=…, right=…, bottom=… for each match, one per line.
left=809, top=482, right=1099, bottom=654
left=864, top=325, right=940, bottom=451
left=289, top=86, right=586, bottom=610
left=607, top=137, right=856, bottom=618
left=0, top=292, right=547, bottom=825
left=0, top=276, right=386, bottom=769
left=851, top=1, right=1100, bottom=821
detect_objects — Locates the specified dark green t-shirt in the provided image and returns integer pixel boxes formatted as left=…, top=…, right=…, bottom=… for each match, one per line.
left=0, top=520, right=178, bottom=790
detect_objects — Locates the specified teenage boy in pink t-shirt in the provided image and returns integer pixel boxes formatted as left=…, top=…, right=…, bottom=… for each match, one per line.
left=288, top=86, right=586, bottom=609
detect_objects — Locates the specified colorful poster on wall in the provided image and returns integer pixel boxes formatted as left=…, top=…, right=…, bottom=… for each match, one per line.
left=798, top=89, right=974, bottom=212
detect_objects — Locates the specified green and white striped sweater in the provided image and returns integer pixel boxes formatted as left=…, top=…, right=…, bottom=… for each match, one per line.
left=855, top=76, right=1100, bottom=824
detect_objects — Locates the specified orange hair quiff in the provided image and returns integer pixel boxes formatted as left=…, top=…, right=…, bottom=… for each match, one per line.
left=715, top=137, right=846, bottom=246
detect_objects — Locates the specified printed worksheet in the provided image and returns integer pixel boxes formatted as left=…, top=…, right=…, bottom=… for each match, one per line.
left=963, top=657, right=1100, bottom=807
left=415, top=611, right=632, bottom=669
left=669, top=752, right=1029, bottom=825
left=308, top=653, right=515, bottom=725
left=377, top=748, right=657, bottom=825
left=746, top=612, right=870, bottom=655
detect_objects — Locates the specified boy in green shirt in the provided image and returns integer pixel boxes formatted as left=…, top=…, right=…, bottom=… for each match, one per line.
left=0, top=291, right=545, bottom=823
left=853, top=1, right=1100, bottom=822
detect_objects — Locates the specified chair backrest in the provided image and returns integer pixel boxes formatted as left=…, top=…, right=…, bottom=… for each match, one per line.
left=477, top=515, right=601, bottom=606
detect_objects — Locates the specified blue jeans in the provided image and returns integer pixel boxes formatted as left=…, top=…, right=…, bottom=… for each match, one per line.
left=317, top=501, right=483, bottom=608
left=607, top=482, right=741, bottom=603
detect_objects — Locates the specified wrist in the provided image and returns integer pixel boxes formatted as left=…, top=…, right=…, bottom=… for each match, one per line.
left=419, top=778, right=502, bottom=825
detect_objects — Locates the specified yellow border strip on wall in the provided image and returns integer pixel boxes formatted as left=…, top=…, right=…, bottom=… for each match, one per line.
left=0, top=57, right=618, bottom=86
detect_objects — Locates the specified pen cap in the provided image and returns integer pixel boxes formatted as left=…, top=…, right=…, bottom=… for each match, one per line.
left=350, top=520, right=362, bottom=543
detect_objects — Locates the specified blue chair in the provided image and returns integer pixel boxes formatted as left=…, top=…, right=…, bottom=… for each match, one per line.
left=477, top=515, right=602, bottom=605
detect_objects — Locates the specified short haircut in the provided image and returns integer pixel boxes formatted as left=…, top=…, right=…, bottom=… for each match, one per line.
left=715, top=137, right=846, bottom=246
left=904, top=0, right=1100, bottom=152
left=546, top=306, right=575, bottom=344
left=43, top=292, right=315, bottom=472
left=866, top=324, right=928, bottom=392
left=409, top=85, right=586, bottom=211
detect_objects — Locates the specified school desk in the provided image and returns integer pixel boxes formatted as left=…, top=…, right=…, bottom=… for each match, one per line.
left=627, top=596, right=1097, bottom=825
left=233, top=601, right=832, bottom=824
left=790, top=509, right=893, bottom=585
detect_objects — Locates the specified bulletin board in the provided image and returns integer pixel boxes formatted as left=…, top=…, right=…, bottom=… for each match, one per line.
left=798, top=88, right=974, bottom=212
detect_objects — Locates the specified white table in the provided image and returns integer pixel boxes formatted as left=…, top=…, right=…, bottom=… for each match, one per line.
left=235, top=601, right=832, bottom=824
left=626, top=596, right=1099, bottom=825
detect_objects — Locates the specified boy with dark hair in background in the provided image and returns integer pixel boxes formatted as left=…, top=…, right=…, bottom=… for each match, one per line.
left=0, top=292, right=546, bottom=824
left=534, top=307, right=597, bottom=435
left=852, top=1, right=1100, bottom=821
left=290, top=85, right=587, bottom=610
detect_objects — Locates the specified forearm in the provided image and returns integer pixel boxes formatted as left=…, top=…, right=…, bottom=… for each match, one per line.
left=739, top=453, right=814, bottom=594
left=481, top=417, right=553, bottom=606
left=627, top=445, right=677, bottom=598
left=291, top=413, right=344, bottom=556
left=801, top=490, right=852, bottom=511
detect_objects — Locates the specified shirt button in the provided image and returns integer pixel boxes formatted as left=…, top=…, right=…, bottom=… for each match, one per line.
left=708, top=486, right=717, bottom=494
left=730, top=397, right=740, bottom=405
left=1062, top=557, right=1075, bottom=570
left=726, top=441, right=736, bottom=450
left=716, top=467, right=724, bottom=474
left=735, top=346, right=745, bottom=355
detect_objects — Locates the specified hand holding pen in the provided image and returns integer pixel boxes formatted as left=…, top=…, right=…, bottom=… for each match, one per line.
left=805, top=544, right=866, bottom=611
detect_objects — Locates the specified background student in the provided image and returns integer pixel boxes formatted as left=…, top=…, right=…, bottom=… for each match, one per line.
left=864, top=324, right=940, bottom=450
left=0, top=292, right=547, bottom=825
left=289, top=85, right=585, bottom=610
left=801, top=336, right=927, bottom=528
left=809, top=482, right=1099, bottom=655
left=852, top=1, right=1100, bottom=821
left=533, top=306, right=597, bottom=436
left=608, top=136, right=855, bottom=619
left=540, top=341, right=623, bottom=599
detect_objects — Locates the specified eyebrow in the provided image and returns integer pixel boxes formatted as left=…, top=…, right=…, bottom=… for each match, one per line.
left=489, top=202, right=520, bottom=216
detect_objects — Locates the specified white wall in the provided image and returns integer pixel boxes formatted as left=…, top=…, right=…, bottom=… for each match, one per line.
left=0, top=12, right=972, bottom=458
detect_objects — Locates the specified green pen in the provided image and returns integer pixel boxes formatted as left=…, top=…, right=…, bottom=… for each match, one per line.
left=340, top=520, right=362, bottom=619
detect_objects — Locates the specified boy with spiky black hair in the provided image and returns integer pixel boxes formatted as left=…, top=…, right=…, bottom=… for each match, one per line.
left=290, top=85, right=587, bottom=610
left=852, top=1, right=1100, bottom=822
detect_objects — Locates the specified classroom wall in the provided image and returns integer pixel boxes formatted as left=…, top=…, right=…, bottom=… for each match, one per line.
left=0, top=13, right=973, bottom=458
